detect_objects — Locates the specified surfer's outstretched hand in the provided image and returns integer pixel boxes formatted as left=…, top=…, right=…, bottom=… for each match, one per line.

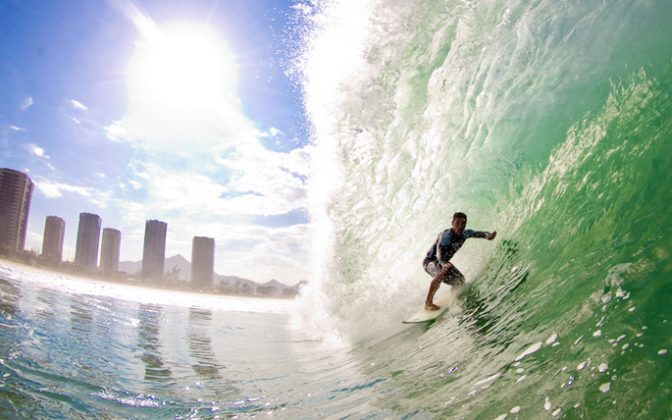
left=487, top=231, right=497, bottom=240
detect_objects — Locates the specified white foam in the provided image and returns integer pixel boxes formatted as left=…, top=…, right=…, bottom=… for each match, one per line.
left=510, top=406, right=521, bottom=414
left=598, top=363, right=608, bottom=372
left=658, top=349, right=668, bottom=355
left=544, top=396, right=551, bottom=411
left=593, top=330, right=602, bottom=337
left=599, top=383, right=611, bottom=393
left=546, top=332, right=558, bottom=345
left=474, top=373, right=502, bottom=388
left=615, top=287, right=629, bottom=299
left=515, top=341, right=543, bottom=361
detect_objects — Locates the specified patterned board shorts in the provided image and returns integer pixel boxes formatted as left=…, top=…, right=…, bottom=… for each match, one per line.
left=423, top=260, right=465, bottom=287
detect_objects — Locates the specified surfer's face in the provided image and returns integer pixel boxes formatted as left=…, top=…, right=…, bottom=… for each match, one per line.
left=452, top=217, right=467, bottom=235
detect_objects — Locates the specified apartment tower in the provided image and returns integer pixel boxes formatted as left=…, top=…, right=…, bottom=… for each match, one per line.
left=0, top=168, right=34, bottom=252
left=42, top=216, right=65, bottom=261
left=100, top=228, right=121, bottom=273
left=142, top=220, right=167, bottom=281
left=74, top=212, right=101, bottom=269
left=191, top=236, right=215, bottom=289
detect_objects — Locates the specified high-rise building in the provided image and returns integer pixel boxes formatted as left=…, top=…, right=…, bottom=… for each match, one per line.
left=75, top=213, right=101, bottom=269
left=42, top=216, right=65, bottom=261
left=100, top=228, right=121, bottom=273
left=191, top=236, right=215, bottom=289
left=142, top=220, right=167, bottom=281
left=0, top=168, right=34, bottom=252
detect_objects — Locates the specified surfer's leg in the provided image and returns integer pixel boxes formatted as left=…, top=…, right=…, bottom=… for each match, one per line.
left=424, top=261, right=442, bottom=310
left=425, top=276, right=442, bottom=310
left=442, top=266, right=465, bottom=287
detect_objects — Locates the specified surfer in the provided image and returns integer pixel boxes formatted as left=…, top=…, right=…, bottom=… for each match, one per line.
left=423, top=212, right=496, bottom=310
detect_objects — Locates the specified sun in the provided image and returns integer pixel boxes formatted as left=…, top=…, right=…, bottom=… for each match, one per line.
left=127, top=22, right=237, bottom=111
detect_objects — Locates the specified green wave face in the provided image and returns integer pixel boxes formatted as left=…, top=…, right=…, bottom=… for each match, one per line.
left=303, top=0, right=672, bottom=416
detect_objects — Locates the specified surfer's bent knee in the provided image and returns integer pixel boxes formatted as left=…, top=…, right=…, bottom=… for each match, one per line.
left=441, top=267, right=464, bottom=286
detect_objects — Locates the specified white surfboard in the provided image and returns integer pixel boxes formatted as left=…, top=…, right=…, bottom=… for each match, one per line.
left=402, top=285, right=463, bottom=324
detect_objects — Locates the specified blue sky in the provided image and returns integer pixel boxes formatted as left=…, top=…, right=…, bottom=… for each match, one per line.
left=0, top=0, right=315, bottom=284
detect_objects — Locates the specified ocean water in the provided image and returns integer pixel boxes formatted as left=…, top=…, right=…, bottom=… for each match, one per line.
left=3, top=0, right=672, bottom=418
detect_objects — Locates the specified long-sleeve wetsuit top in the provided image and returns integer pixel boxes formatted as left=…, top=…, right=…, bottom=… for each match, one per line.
left=424, top=229, right=490, bottom=266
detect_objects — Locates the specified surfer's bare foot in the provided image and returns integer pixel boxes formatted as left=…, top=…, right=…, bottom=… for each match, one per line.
left=425, top=302, right=440, bottom=311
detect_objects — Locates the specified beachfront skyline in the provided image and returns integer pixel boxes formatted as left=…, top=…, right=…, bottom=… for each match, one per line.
left=0, top=0, right=314, bottom=285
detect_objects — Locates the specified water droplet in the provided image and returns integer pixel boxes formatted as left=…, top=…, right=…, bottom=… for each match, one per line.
left=546, top=333, right=558, bottom=345
left=515, top=342, right=543, bottom=361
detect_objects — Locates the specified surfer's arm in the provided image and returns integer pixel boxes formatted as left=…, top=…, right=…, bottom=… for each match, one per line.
left=436, top=247, right=454, bottom=268
left=436, top=231, right=452, bottom=267
left=467, top=230, right=497, bottom=240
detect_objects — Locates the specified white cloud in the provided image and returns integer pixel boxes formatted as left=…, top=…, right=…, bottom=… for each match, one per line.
left=20, top=96, right=33, bottom=111
left=127, top=161, right=305, bottom=218
left=35, top=180, right=92, bottom=199
left=9, top=125, right=25, bottom=132
left=27, top=143, right=48, bottom=158
left=257, top=126, right=282, bottom=138
left=70, top=99, right=88, bottom=110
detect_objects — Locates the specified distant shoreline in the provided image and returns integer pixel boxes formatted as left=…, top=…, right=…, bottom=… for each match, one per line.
left=0, top=256, right=300, bottom=300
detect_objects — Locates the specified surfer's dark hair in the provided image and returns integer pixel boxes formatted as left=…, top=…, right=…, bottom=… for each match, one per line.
left=453, top=212, right=467, bottom=221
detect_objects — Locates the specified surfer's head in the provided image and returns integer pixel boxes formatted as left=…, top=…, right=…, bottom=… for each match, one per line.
left=452, top=212, right=467, bottom=234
